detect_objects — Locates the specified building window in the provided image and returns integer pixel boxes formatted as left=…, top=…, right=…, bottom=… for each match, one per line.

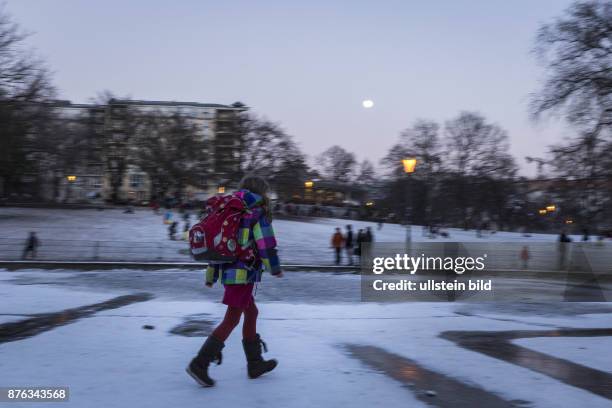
left=130, top=174, right=144, bottom=188
left=89, top=177, right=102, bottom=188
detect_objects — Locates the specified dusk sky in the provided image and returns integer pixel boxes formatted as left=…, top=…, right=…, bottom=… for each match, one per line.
left=7, top=0, right=576, bottom=176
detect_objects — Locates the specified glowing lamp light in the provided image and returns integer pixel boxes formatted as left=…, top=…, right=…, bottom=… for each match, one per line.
left=546, top=205, right=556, bottom=212
left=66, top=175, right=77, bottom=182
left=365, top=201, right=374, bottom=207
left=402, top=158, right=417, bottom=173
left=538, top=209, right=547, bottom=215
left=565, top=219, right=574, bottom=224
left=304, top=180, right=314, bottom=188
left=217, top=186, right=225, bottom=194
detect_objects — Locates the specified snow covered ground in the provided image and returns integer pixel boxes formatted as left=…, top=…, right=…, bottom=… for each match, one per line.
left=0, top=271, right=127, bottom=324
left=0, top=269, right=611, bottom=407
left=1, top=207, right=606, bottom=264
left=0, top=208, right=610, bottom=406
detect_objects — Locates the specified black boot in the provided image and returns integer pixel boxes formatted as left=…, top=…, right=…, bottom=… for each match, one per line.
left=186, top=336, right=224, bottom=387
left=242, top=334, right=277, bottom=379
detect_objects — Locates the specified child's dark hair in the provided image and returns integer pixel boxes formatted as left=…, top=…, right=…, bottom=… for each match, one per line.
left=239, top=174, right=272, bottom=221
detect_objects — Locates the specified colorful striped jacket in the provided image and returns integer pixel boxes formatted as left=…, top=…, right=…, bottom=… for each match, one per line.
left=205, top=190, right=282, bottom=285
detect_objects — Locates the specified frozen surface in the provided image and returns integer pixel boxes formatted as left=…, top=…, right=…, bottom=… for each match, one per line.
left=0, top=271, right=126, bottom=324
left=515, top=336, right=612, bottom=374
left=0, top=271, right=611, bottom=407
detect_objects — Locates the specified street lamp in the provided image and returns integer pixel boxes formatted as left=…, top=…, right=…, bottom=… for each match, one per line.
left=402, top=158, right=417, bottom=174
left=66, top=175, right=77, bottom=202
left=304, top=180, right=314, bottom=202
left=402, top=157, right=418, bottom=243
left=546, top=204, right=556, bottom=212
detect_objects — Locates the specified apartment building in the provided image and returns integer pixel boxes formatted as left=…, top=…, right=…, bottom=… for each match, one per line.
left=49, top=99, right=246, bottom=203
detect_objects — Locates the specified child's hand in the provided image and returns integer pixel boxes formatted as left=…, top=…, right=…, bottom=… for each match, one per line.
left=275, top=272, right=284, bottom=278
left=205, top=283, right=213, bottom=288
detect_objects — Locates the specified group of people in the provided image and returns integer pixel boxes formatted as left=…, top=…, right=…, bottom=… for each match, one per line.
left=330, top=225, right=373, bottom=265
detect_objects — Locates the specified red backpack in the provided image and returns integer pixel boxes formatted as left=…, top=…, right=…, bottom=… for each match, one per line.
left=189, top=194, right=251, bottom=262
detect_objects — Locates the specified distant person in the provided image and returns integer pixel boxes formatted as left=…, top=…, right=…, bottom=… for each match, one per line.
left=558, top=230, right=572, bottom=270
left=520, top=246, right=530, bottom=270
left=365, top=227, right=374, bottom=243
left=429, top=225, right=438, bottom=238
left=22, top=232, right=39, bottom=259
left=331, top=228, right=345, bottom=265
left=345, top=225, right=354, bottom=265
left=582, top=228, right=589, bottom=242
left=169, top=221, right=178, bottom=240
left=559, top=231, right=572, bottom=243
left=355, top=229, right=365, bottom=258
left=378, top=221, right=383, bottom=231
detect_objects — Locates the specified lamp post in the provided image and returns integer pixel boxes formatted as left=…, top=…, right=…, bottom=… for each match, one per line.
left=304, top=180, right=314, bottom=202
left=402, top=158, right=417, bottom=243
left=66, top=175, right=77, bottom=203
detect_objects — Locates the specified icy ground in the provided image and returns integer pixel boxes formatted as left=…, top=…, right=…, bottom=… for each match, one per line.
left=0, top=207, right=605, bottom=264
left=1, top=269, right=611, bottom=408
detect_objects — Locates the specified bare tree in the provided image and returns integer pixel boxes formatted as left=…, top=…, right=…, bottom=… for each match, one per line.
left=531, top=0, right=612, bottom=136
left=546, top=132, right=612, bottom=228
left=238, top=114, right=309, bottom=199
left=241, top=116, right=291, bottom=174
left=443, top=112, right=517, bottom=227
left=0, top=6, right=55, bottom=197
left=100, top=96, right=142, bottom=203
left=316, top=145, right=356, bottom=182
left=379, top=119, right=442, bottom=224
left=444, top=112, right=516, bottom=178
left=382, top=119, right=442, bottom=179
left=356, top=159, right=377, bottom=185
left=133, top=111, right=210, bottom=201
left=532, top=1, right=612, bottom=230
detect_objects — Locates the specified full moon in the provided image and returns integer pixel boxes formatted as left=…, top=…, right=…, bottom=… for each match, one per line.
left=362, top=99, right=374, bottom=108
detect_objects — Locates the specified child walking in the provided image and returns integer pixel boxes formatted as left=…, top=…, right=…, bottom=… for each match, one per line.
left=187, top=175, right=283, bottom=387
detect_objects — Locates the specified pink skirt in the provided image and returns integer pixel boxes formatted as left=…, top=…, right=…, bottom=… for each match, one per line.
left=222, top=283, right=255, bottom=309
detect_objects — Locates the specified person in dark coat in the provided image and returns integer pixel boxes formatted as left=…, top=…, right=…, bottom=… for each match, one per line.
left=22, top=232, right=39, bottom=259
left=365, top=227, right=374, bottom=243
left=169, top=221, right=178, bottom=240
left=345, top=225, right=354, bottom=265
left=355, top=229, right=365, bottom=258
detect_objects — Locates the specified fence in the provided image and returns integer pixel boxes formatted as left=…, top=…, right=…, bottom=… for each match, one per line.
left=0, top=237, right=610, bottom=273
left=0, top=237, right=333, bottom=265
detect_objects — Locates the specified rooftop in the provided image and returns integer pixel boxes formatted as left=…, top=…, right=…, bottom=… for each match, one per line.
left=110, top=99, right=247, bottom=110
left=49, top=99, right=248, bottom=110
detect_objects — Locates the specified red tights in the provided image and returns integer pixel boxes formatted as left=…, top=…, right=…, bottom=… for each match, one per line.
left=211, top=302, right=258, bottom=342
